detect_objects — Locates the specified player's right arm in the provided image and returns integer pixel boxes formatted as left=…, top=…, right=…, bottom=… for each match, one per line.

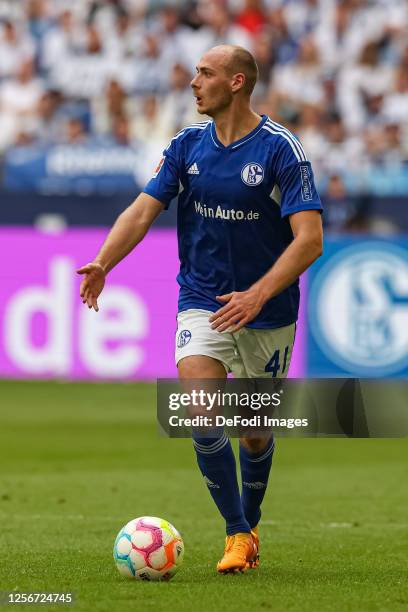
left=77, top=137, right=181, bottom=311
left=77, top=193, right=164, bottom=311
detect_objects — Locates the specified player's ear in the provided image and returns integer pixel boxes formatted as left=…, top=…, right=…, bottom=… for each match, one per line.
left=231, top=72, right=245, bottom=93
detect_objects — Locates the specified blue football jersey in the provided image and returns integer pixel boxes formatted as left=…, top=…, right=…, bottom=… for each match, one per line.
left=143, top=114, right=322, bottom=329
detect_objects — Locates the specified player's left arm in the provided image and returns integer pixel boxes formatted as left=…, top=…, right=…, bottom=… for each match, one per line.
left=209, top=210, right=322, bottom=332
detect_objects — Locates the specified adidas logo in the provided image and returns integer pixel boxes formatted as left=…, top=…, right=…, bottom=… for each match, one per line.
left=187, top=162, right=200, bottom=175
left=203, top=476, right=220, bottom=489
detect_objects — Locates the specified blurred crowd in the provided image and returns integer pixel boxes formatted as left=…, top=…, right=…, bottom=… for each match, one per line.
left=0, top=0, right=408, bottom=224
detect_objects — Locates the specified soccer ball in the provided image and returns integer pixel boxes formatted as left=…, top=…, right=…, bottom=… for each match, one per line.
left=113, top=516, right=184, bottom=581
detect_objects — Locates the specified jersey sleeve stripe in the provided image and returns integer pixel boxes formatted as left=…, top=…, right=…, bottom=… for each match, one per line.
left=266, top=119, right=307, bottom=161
left=180, top=121, right=211, bottom=131
left=266, top=119, right=307, bottom=159
left=188, top=121, right=211, bottom=127
left=262, top=124, right=304, bottom=162
left=165, top=130, right=186, bottom=149
left=265, top=120, right=307, bottom=161
left=166, top=123, right=211, bottom=150
left=172, top=121, right=211, bottom=138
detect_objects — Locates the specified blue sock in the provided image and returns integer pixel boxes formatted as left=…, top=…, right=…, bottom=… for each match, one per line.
left=193, top=433, right=251, bottom=535
left=239, top=437, right=275, bottom=529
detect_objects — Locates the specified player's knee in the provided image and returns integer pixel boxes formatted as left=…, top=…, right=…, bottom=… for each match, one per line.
left=177, top=355, right=227, bottom=379
left=240, top=435, right=271, bottom=454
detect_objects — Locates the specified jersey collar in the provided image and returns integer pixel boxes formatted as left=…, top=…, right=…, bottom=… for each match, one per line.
left=210, top=114, right=268, bottom=151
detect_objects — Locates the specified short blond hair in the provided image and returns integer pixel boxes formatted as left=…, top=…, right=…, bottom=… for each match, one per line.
left=225, top=46, right=259, bottom=96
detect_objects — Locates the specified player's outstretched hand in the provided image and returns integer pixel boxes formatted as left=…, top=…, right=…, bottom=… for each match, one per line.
left=76, top=262, right=106, bottom=311
left=209, top=289, right=265, bottom=333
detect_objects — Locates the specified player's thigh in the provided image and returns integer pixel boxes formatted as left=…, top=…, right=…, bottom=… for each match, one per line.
left=233, top=323, right=296, bottom=378
left=175, top=309, right=236, bottom=376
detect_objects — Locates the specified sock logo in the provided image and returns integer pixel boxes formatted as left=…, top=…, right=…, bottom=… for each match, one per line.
left=243, top=481, right=266, bottom=489
left=203, top=476, right=220, bottom=489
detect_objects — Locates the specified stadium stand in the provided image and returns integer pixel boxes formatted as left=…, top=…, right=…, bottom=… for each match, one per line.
left=0, top=0, right=407, bottom=232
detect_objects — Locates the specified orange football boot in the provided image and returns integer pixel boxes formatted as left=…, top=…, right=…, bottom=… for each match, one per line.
left=216, top=532, right=258, bottom=574
left=246, top=526, right=259, bottom=569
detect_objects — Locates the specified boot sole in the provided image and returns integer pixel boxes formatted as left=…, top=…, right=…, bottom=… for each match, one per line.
left=245, top=553, right=260, bottom=569
left=217, top=566, right=247, bottom=574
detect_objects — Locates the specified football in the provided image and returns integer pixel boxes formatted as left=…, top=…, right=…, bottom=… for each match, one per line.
left=113, top=516, right=184, bottom=581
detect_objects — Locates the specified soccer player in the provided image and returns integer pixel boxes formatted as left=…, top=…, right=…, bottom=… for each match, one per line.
left=78, top=45, right=323, bottom=574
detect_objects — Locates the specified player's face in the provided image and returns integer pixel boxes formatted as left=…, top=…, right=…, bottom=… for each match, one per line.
left=191, top=53, right=233, bottom=116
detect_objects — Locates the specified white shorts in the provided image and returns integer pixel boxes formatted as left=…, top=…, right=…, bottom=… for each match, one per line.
left=175, top=309, right=296, bottom=378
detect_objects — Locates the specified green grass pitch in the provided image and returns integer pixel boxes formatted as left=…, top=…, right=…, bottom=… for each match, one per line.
left=0, top=380, right=407, bottom=612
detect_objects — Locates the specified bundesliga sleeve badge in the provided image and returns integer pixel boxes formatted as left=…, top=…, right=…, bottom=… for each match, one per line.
left=153, top=156, right=166, bottom=178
